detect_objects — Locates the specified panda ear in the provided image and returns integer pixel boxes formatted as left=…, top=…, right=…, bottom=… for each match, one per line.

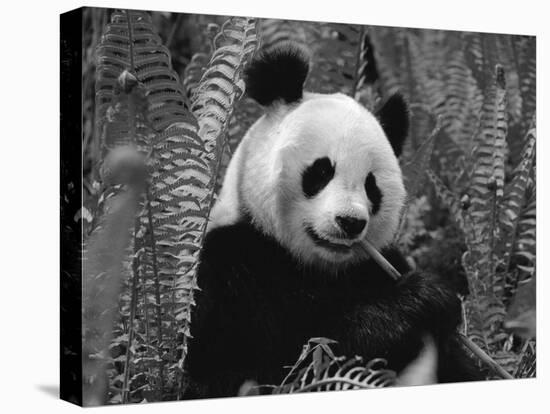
left=244, top=43, right=310, bottom=107
left=375, top=93, right=409, bottom=157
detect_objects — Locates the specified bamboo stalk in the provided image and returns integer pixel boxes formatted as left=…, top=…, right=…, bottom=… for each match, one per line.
left=459, top=335, right=513, bottom=379
left=359, top=240, right=401, bottom=280
left=359, top=239, right=514, bottom=380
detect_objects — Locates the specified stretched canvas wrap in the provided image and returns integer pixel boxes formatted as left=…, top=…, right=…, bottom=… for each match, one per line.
left=60, top=7, right=536, bottom=407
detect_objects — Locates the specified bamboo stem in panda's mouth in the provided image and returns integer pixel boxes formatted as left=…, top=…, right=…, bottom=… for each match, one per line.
left=359, top=240, right=401, bottom=280
left=359, top=239, right=514, bottom=380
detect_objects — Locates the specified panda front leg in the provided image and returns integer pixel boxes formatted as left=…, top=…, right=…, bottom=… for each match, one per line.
left=332, top=271, right=464, bottom=378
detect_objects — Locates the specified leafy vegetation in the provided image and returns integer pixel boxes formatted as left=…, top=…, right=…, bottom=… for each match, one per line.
left=79, top=9, right=536, bottom=404
left=272, top=338, right=395, bottom=394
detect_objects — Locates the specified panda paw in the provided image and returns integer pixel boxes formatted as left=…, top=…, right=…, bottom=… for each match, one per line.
left=397, top=271, right=463, bottom=334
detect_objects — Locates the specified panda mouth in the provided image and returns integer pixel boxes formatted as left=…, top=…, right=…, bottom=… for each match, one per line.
left=305, top=227, right=355, bottom=253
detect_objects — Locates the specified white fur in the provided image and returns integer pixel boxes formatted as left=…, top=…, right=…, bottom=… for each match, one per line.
left=209, top=93, right=406, bottom=268
left=396, top=335, right=438, bottom=386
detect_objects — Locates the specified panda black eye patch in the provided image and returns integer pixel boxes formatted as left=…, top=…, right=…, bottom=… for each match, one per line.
left=365, top=172, right=382, bottom=214
left=302, top=157, right=335, bottom=198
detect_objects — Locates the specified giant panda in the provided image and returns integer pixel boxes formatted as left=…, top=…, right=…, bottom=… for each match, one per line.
left=184, top=44, right=481, bottom=398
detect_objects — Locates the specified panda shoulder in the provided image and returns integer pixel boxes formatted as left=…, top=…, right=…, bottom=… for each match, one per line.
left=198, top=220, right=287, bottom=278
left=379, top=246, right=412, bottom=275
left=201, top=221, right=256, bottom=261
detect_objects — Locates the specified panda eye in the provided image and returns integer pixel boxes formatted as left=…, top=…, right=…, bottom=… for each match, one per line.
left=302, top=157, right=335, bottom=198
left=365, top=172, right=382, bottom=214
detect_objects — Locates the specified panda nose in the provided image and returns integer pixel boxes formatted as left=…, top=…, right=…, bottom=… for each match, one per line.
left=335, top=215, right=367, bottom=238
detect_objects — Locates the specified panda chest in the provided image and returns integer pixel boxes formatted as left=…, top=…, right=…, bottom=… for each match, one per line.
left=239, top=258, right=373, bottom=338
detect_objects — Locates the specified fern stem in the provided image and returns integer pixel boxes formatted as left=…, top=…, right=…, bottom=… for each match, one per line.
left=403, top=33, right=417, bottom=148
left=165, top=13, right=183, bottom=49
left=145, top=187, right=165, bottom=397
left=139, top=249, right=154, bottom=392
left=125, top=10, right=135, bottom=72
left=122, top=248, right=140, bottom=403
left=488, top=186, right=499, bottom=287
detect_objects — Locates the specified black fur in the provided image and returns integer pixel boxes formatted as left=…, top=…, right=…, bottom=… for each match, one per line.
left=245, top=44, right=310, bottom=106
left=302, top=157, right=335, bottom=198
left=376, top=94, right=410, bottom=157
left=365, top=172, right=382, bottom=214
left=184, top=220, right=481, bottom=398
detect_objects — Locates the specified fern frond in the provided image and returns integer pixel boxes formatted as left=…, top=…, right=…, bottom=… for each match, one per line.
left=191, top=17, right=257, bottom=141
left=305, top=23, right=363, bottom=95
left=259, top=18, right=317, bottom=51
left=188, top=17, right=259, bottom=196
left=403, top=121, right=440, bottom=199
left=279, top=358, right=395, bottom=393
left=471, top=65, right=508, bottom=192
left=462, top=32, right=501, bottom=91
left=95, top=9, right=237, bottom=401
left=170, top=16, right=259, bottom=375
left=96, top=11, right=188, bottom=135
left=442, top=51, right=484, bottom=157
left=515, top=36, right=536, bottom=130
left=462, top=251, right=507, bottom=352
left=395, top=123, right=439, bottom=240
left=367, top=27, right=409, bottom=96
left=272, top=338, right=395, bottom=394
left=182, top=23, right=220, bottom=100
left=514, top=341, right=536, bottom=378
left=459, top=67, right=512, bottom=352
left=352, top=30, right=380, bottom=110
left=466, top=65, right=508, bottom=276
left=499, top=121, right=536, bottom=269
left=513, top=184, right=536, bottom=278
left=183, top=52, right=212, bottom=100
left=427, top=169, right=467, bottom=232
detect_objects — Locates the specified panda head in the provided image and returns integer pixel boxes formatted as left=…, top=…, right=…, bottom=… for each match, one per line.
left=236, top=44, right=408, bottom=267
